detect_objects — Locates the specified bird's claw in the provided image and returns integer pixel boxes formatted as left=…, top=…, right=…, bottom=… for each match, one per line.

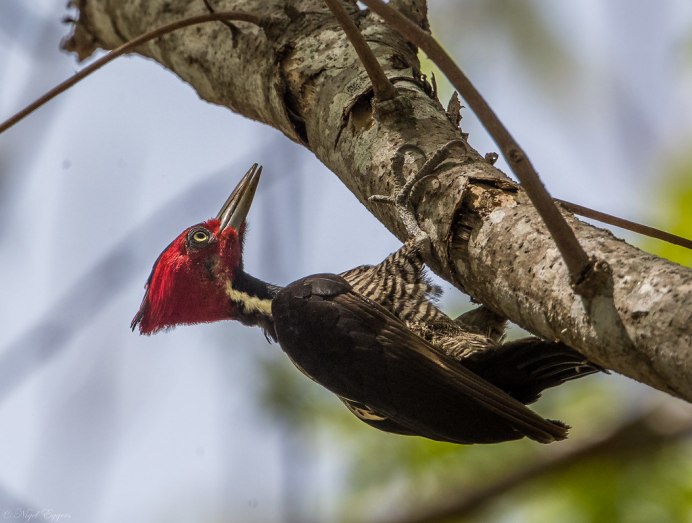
left=369, top=139, right=467, bottom=249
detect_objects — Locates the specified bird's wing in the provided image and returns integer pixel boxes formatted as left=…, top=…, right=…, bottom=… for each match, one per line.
left=272, top=274, right=568, bottom=444
left=335, top=290, right=569, bottom=443
left=339, top=242, right=447, bottom=325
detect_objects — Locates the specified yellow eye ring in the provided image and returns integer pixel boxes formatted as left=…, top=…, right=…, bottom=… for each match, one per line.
left=191, top=230, right=210, bottom=244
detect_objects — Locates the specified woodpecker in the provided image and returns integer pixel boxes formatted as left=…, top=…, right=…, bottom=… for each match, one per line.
left=132, top=162, right=600, bottom=444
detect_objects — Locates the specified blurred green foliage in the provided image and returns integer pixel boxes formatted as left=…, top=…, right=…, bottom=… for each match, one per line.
left=642, top=154, right=692, bottom=267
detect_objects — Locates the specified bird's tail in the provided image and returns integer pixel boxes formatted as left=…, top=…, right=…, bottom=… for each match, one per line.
left=465, top=338, right=604, bottom=405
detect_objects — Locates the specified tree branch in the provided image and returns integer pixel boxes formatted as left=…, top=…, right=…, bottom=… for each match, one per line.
left=60, top=0, right=691, bottom=400
left=2, top=10, right=690, bottom=254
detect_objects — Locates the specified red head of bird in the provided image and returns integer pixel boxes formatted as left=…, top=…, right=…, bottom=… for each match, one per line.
left=131, top=164, right=262, bottom=335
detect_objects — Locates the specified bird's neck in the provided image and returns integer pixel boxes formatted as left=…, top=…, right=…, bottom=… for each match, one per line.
left=226, top=270, right=282, bottom=340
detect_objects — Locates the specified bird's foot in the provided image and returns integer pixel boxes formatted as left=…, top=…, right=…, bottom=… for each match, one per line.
left=370, top=140, right=467, bottom=252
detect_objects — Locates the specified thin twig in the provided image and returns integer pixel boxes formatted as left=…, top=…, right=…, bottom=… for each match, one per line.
left=361, top=0, right=595, bottom=287
left=557, top=199, right=692, bottom=250
left=0, top=11, right=265, bottom=134
left=324, top=0, right=396, bottom=101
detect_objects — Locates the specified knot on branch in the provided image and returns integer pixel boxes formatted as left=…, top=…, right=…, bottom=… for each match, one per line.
left=508, top=148, right=524, bottom=164
left=573, top=258, right=614, bottom=299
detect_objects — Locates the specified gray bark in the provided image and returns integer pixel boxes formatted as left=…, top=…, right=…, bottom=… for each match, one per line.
left=64, top=0, right=692, bottom=400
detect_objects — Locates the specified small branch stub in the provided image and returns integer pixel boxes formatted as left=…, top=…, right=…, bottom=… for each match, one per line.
left=573, top=258, right=614, bottom=300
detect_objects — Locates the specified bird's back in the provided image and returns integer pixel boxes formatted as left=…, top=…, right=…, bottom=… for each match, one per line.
left=340, top=242, right=494, bottom=355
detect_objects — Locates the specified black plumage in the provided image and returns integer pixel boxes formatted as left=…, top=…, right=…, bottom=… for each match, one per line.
left=266, top=242, right=600, bottom=444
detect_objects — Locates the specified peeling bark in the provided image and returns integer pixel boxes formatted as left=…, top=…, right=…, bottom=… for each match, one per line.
left=64, top=0, right=692, bottom=400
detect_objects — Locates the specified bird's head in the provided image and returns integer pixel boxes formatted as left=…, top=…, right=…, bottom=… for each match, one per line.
left=132, top=164, right=262, bottom=335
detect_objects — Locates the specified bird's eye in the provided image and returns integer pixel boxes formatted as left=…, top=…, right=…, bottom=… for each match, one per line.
left=189, top=229, right=211, bottom=245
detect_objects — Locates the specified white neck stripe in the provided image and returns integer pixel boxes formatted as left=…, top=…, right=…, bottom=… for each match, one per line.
left=225, top=281, right=273, bottom=317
